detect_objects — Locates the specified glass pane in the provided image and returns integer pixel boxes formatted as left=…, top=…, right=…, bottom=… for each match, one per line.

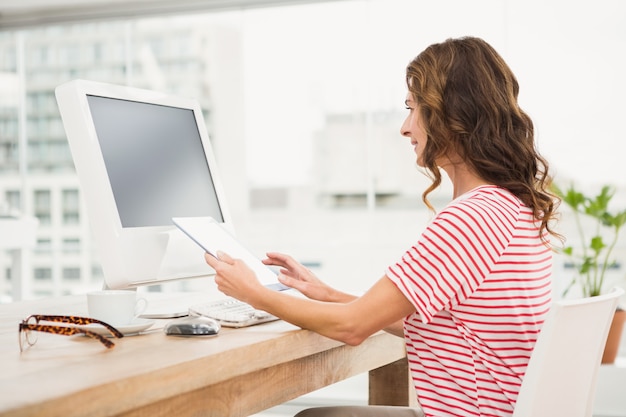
left=34, top=268, right=52, bottom=281
left=62, top=267, right=80, bottom=280
left=36, top=238, right=52, bottom=254
left=4, top=190, right=20, bottom=214
left=62, top=238, right=80, bottom=254
left=33, top=189, right=51, bottom=225
left=0, top=32, right=19, bottom=175
left=62, top=189, right=80, bottom=224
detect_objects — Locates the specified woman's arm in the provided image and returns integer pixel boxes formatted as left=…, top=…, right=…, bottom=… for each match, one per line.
left=206, top=252, right=414, bottom=345
left=263, top=251, right=408, bottom=338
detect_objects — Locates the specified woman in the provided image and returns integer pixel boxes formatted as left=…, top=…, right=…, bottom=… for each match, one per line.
left=205, top=36, right=559, bottom=417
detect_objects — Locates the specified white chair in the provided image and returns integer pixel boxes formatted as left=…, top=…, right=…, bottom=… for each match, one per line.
left=513, top=287, right=625, bottom=417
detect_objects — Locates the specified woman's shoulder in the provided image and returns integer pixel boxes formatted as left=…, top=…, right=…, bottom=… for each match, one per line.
left=454, top=185, right=522, bottom=208
left=438, top=185, right=524, bottom=225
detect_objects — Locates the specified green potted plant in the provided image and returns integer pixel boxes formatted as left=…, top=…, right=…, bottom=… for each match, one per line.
left=553, top=183, right=626, bottom=363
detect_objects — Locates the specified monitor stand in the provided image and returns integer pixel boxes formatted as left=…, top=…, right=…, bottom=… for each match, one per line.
left=139, top=291, right=214, bottom=319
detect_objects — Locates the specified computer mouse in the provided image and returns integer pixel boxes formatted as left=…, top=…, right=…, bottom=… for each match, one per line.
left=164, top=315, right=221, bottom=336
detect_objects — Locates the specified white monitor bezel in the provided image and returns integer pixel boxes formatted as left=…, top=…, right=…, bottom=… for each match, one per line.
left=55, top=79, right=234, bottom=289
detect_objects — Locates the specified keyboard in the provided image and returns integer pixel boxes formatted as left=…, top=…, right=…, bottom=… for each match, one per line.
left=189, top=298, right=279, bottom=328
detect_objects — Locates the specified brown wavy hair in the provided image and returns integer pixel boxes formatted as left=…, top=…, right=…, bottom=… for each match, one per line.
left=407, top=36, right=559, bottom=241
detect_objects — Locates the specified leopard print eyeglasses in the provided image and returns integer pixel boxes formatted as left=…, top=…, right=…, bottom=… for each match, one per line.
left=19, top=314, right=124, bottom=352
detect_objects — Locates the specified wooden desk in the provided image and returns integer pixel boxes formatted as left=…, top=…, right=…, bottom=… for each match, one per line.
left=0, top=294, right=412, bottom=417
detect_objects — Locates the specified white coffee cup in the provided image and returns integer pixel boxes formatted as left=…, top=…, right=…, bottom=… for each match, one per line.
left=87, top=290, right=148, bottom=327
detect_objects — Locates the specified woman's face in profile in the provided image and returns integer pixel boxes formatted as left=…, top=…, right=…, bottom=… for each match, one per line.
left=401, top=93, right=428, bottom=167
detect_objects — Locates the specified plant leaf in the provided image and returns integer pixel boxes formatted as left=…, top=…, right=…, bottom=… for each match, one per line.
left=590, top=236, right=606, bottom=253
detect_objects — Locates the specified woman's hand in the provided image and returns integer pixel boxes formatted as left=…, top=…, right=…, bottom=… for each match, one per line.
left=263, top=252, right=354, bottom=303
left=204, top=251, right=264, bottom=304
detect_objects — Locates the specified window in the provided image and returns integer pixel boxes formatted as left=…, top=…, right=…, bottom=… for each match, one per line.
left=62, top=238, right=80, bottom=253
left=5, top=190, right=20, bottom=212
left=33, top=190, right=51, bottom=225
left=91, top=265, right=103, bottom=283
left=62, top=189, right=80, bottom=225
left=0, top=0, right=624, bottom=300
left=34, top=268, right=52, bottom=281
left=62, top=267, right=81, bottom=281
left=36, top=238, right=52, bottom=254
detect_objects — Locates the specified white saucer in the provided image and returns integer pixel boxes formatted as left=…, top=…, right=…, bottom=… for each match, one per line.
left=79, top=318, right=156, bottom=337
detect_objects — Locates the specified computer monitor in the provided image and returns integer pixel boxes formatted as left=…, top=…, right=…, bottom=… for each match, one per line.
left=55, top=79, right=234, bottom=290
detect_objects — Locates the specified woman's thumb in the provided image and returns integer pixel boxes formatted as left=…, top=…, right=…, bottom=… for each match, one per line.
left=216, top=250, right=234, bottom=264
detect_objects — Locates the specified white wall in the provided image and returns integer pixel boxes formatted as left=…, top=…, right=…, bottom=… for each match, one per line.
left=239, top=0, right=626, bottom=191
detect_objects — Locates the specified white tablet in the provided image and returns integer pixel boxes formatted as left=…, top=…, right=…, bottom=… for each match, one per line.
left=172, top=216, right=288, bottom=291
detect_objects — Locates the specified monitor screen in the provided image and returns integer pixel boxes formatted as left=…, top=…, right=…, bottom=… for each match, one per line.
left=87, top=95, right=224, bottom=227
left=55, top=79, right=233, bottom=290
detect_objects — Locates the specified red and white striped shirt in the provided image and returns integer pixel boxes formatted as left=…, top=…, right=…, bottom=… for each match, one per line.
left=387, top=185, right=552, bottom=417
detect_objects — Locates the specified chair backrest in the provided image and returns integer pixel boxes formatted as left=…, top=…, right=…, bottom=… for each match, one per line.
left=513, top=287, right=624, bottom=417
